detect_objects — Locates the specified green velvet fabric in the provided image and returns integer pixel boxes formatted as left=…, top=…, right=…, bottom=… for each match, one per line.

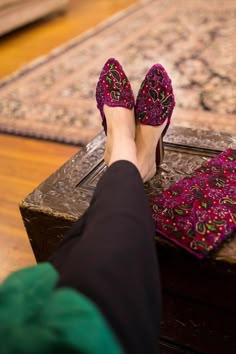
left=0, top=263, right=124, bottom=354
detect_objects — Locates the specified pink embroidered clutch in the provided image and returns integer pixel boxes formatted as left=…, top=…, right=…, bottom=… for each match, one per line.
left=151, top=149, right=236, bottom=258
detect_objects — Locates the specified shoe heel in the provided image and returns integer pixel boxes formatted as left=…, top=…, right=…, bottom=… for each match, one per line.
left=156, top=134, right=164, bottom=167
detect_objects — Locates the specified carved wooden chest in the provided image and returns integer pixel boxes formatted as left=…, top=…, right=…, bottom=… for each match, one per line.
left=20, top=127, right=236, bottom=354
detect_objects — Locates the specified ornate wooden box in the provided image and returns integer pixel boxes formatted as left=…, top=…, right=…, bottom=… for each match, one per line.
left=20, top=127, right=236, bottom=354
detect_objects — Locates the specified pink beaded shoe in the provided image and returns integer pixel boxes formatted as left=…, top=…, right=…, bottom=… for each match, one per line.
left=135, top=64, right=175, bottom=167
left=96, top=58, right=135, bottom=134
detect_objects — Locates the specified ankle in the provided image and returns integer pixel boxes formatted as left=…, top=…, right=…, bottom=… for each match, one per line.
left=108, top=135, right=137, bottom=167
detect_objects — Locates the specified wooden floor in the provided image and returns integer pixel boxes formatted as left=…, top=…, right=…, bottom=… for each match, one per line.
left=0, top=0, right=137, bottom=282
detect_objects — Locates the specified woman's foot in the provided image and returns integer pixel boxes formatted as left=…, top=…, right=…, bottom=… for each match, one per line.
left=95, top=58, right=137, bottom=167
left=135, top=63, right=175, bottom=180
left=135, top=121, right=167, bottom=183
left=104, top=106, right=137, bottom=168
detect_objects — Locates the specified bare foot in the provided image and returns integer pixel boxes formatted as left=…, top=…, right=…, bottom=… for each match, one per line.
left=103, top=106, right=136, bottom=166
left=135, top=122, right=167, bottom=182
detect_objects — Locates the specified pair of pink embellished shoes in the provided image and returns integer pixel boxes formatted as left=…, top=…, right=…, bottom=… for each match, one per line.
left=96, top=58, right=175, bottom=167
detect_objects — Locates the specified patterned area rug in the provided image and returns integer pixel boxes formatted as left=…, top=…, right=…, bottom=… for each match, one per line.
left=0, top=0, right=235, bottom=145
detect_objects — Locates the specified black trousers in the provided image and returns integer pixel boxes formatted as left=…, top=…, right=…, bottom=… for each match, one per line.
left=49, top=161, right=161, bottom=354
